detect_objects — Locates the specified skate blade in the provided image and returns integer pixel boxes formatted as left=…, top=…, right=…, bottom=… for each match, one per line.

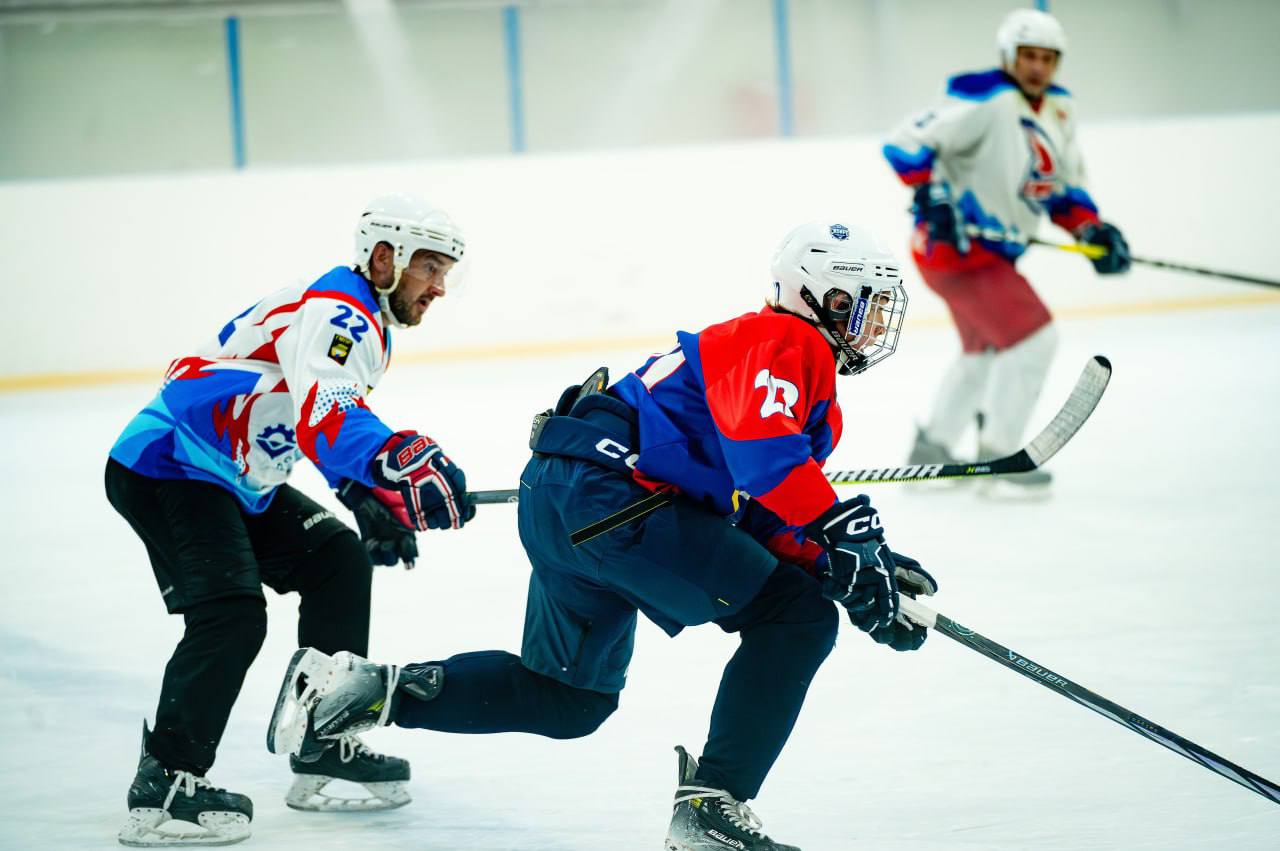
left=285, top=775, right=411, bottom=812
left=118, top=809, right=250, bottom=847
left=267, top=647, right=333, bottom=756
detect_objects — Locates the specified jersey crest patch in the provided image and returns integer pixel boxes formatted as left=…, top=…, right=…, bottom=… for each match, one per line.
left=754, top=368, right=799, bottom=419
left=328, top=334, right=353, bottom=365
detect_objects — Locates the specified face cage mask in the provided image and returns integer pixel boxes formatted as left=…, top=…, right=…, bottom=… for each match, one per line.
left=800, top=283, right=908, bottom=376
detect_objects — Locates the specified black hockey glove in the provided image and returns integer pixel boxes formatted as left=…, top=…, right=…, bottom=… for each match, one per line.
left=1077, top=221, right=1131, bottom=275
left=336, top=479, right=419, bottom=569
left=913, top=183, right=965, bottom=250
left=867, top=551, right=938, bottom=652
left=805, top=495, right=899, bottom=633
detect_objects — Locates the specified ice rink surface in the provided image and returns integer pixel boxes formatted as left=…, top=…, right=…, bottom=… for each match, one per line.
left=2, top=298, right=1279, bottom=850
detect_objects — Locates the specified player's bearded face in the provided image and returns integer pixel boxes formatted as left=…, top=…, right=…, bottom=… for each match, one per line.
left=390, top=251, right=455, bottom=327
left=1009, top=45, right=1059, bottom=97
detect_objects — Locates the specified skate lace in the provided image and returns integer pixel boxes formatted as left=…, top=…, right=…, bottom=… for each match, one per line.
left=162, top=770, right=217, bottom=812
left=337, top=733, right=377, bottom=764
left=673, top=785, right=765, bottom=838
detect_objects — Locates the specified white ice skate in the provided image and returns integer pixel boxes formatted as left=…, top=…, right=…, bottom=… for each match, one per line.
left=266, top=648, right=398, bottom=761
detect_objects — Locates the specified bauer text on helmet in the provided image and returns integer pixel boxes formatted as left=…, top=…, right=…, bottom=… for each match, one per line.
left=355, top=193, right=465, bottom=329
left=768, top=221, right=908, bottom=377
left=997, top=9, right=1065, bottom=99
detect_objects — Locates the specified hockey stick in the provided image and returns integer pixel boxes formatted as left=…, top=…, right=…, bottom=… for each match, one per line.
left=898, top=596, right=1280, bottom=805
left=824, top=354, right=1111, bottom=486
left=1027, top=236, right=1280, bottom=289
left=470, top=355, right=1110, bottom=502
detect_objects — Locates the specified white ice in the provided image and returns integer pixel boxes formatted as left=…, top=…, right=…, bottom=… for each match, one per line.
left=3, top=113, right=1280, bottom=849
left=2, top=298, right=1278, bottom=850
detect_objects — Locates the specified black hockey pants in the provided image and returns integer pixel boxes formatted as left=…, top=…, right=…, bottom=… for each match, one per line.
left=105, top=459, right=373, bottom=775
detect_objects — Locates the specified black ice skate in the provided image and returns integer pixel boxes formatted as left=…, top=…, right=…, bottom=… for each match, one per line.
left=286, top=736, right=411, bottom=811
left=665, top=746, right=799, bottom=851
left=267, top=648, right=441, bottom=763
left=117, top=723, right=252, bottom=847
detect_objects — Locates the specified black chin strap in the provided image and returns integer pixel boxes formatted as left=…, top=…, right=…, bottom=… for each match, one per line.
left=798, top=285, right=866, bottom=375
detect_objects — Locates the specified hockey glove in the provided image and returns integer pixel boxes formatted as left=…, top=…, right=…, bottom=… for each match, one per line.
left=1077, top=221, right=1131, bottom=275
left=370, top=431, right=476, bottom=531
left=804, top=495, right=899, bottom=633
left=913, top=183, right=966, bottom=251
left=867, top=551, right=938, bottom=652
left=336, top=479, right=419, bottom=569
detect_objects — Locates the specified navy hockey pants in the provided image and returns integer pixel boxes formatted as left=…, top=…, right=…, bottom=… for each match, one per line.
left=393, top=451, right=839, bottom=801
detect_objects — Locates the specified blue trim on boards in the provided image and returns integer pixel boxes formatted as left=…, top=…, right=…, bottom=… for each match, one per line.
left=503, top=5, right=527, bottom=153
left=772, top=0, right=794, bottom=137
left=225, top=16, right=246, bottom=169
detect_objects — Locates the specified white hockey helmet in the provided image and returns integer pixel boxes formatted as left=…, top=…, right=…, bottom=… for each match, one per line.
left=354, top=193, right=466, bottom=328
left=768, top=221, right=907, bottom=376
left=996, top=8, right=1067, bottom=67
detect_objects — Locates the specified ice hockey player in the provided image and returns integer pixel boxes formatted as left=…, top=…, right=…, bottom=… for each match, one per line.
left=266, top=220, right=940, bottom=851
left=105, top=193, right=475, bottom=846
left=883, top=8, right=1130, bottom=491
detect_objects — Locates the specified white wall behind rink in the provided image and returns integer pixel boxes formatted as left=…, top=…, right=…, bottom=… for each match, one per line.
left=1, top=112, right=1276, bottom=380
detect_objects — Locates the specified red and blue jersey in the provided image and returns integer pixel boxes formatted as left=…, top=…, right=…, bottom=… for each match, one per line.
left=611, top=307, right=841, bottom=570
left=109, top=267, right=396, bottom=513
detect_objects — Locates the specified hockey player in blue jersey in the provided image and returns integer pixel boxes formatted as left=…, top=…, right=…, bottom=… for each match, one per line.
left=266, top=221, right=940, bottom=850
left=105, top=194, right=475, bottom=846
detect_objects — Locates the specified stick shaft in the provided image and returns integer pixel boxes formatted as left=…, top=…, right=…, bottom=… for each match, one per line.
left=1027, top=237, right=1280, bottom=288
left=898, top=597, right=1280, bottom=805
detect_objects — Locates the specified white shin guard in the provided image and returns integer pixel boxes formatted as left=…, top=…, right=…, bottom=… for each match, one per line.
left=979, top=324, right=1059, bottom=455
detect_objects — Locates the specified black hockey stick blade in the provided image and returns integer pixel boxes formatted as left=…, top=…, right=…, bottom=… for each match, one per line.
left=899, top=597, right=1280, bottom=806
left=825, top=355, right=1111, bottom=486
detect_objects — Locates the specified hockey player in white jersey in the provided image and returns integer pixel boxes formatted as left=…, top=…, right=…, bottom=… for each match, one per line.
left=883, top=8, right=1130, bottom=491
left=105, top=193, right=475, bottom=846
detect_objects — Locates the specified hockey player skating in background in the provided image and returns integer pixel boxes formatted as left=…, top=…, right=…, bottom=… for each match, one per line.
left=883, top=8, right=1130, bottom=491
left=266, top=221, right=940, bottom=851
left=105, top=194, right=476, bottom=846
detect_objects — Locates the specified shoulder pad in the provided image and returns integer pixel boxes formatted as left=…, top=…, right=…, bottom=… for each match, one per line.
left=946, top=69, right=1016, bottom=101
left=310, top=266, right=381, bottom=316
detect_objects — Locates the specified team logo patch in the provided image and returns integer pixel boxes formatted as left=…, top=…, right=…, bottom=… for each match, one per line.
left=829, top=223, right=849, bottom=241
left=328, top=333, right=354, bottom=364
left=255, top=424, right=296, bottom=459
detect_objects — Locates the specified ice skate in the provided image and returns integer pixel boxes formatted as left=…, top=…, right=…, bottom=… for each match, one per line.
left=117, top=723, right=252, bottom=847
left=286, top=736, right=411, bottom=811
left=905, top=426, right=968, bottom=490
left=267, top=647, right=441, bottom=763
left=665, top=746, right=799, bottom=851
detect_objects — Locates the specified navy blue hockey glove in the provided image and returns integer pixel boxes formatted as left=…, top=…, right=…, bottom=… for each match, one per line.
left=370, top=431, right=476, bottom=531
left=913, top=183, right=966, bottom=251
left=336, top=479, right=419, bottom=569
left=805, top=495, right=899, bottom=633
left=1077, top=221, right=1131, bottom=275
left=867, top=551, right=938, bottom=652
